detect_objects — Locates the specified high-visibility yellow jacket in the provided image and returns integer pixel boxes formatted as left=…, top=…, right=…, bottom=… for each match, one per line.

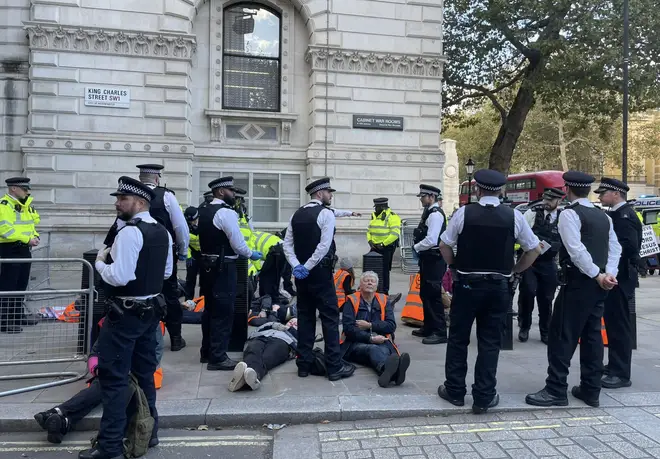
left=0, top=194, right=40, bottom=244
left=252, top=230, right=283, bottom=271
left=187, top=233, right=200, bottom=258
left=367, top=208, right=401, bottom=246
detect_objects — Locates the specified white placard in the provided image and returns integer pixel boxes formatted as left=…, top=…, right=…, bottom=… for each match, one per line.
left=84, top=86, right=130, bottom=109
left=640, top=225, right=660, bottom=258
left=538, top=240, right=551, bottom=255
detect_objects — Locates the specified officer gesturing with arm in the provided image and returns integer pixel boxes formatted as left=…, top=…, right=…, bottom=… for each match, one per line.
left=79, top=177, right=172, bottom=459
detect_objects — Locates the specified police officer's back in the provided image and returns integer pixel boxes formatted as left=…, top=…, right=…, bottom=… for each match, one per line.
left=526, top=171, right=621, bottom=408
left=438, top=169, right=541, bottom=414
left=79, top=177, right=172, bottom=459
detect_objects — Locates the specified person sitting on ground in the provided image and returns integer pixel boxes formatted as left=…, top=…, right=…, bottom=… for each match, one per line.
left=334, top=258, right=355, bottom=310
left=33, top=318, right=165, bottom=444
left=247, top=295, right=296, bottom=327
left=229, top=318, right=298, bottom=392
left=341, top=271, right=410, bottom=388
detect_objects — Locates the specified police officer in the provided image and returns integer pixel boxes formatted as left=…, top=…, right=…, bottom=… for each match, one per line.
left=518, top=187, right=566, bottom=344
left=437, top=169, right=541, bottom=414
left=252, top=230, right=286, bottom=300
left=283, top=177, right=355, bottom=381
left=184, top=206, right=200, bottom=301
left=200, top=191, right=213, bottom=207
left=0, top=177, right=40, bottom=334
left=79, top=177, right=172, bottom=459
left=412, top=185, right=448, bottom=345
left=526, top=171, right=622, bottom=408
left=197, top=176, right=262, bottom=371
left=595, top=177, right=642, bottom=389
left=367, top=197, right=401, bottom=295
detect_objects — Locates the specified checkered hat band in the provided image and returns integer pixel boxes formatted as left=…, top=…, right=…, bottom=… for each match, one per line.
left=476, top=182, right=502, bottom=191
left=565, top=181, right=592, bottom=188
left=211, top=180, right=233, bottom=190
left=139, top=168, right=162, bottom=174
left=599, top=183, right=627, bottom=193
left=118, top=181, right=151, bottom=201
left=419, top=187, right=438, bottom=195
left=12, top=182, right=29, bottom=188
left=308, top=182, right=331, bottom=194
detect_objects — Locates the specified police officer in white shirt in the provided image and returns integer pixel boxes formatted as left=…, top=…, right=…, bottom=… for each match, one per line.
left=438, top=169, right=541, bottom=414
left=526, top=171, right=622, bottom=408
left=197, top=176, right=263, bottom=371
left=81, top=177, right=172, bottom=459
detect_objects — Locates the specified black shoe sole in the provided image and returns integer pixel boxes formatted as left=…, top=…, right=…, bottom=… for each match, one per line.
left=395, top=353, right=410, bottom=386
left=378, top=355, right=400, bottom=388
left=601, top=380, right=632, bottom=389
left=437, top=385, right=465, bottom=407
left=45, top=415, right=64, bottom=444
left=422, top=337, right=447, bottom=345
left=34, top=413, right=48, bottom=430
left=524, top=395, right=569, bottom=407
left=328, top=366, right=355, bottom=381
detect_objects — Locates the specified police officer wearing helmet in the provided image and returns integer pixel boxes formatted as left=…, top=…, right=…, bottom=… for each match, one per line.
left=283, top=177, right=355, bottom=381
left=595, top=177, right=642, bottom=389
left=200, top=191, right=213, bottom=208
left=79, top=177, right=172, bottom=459
left=197, top=176, right=263, bottom=371
left=518, top=187, right=566, bottom=344
left=412, top=184, right=448, bottom=345
left=526, top=171, right=621, bottom=408
left=183, top=206, right=200, bottom=301
left=438, top=169, right=541, bottom=414
left=367, top=197, right=401, bottom=295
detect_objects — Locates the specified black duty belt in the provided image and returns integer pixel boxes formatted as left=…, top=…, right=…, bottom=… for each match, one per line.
left=457, top=273, right=508, bottom=282
left=107, top=295, right=163, bottom=318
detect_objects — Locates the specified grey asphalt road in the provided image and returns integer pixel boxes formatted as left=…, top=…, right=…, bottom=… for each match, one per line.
left=0, top=429, right=272, bottom=459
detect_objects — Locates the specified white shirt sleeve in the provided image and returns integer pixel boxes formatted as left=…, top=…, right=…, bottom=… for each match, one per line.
left=304, top=208, right=336, bottom=271
left=213, top=208, right=252, bottom=258
left=283, top=219, right=300, bottom=268
left=332, top=208, right=353, bottom=218
left=414, top=211, right=442, bottom=252
left=440, top=206, right=465, bottom=248
left=557, top=209, right=600, bottom=278
left=515, top=210, right=540, bottom=251
left=165, top=192, right=189, bottom=255
left=523, top=209, right=535, bottom=228
left=605, top=214, right=622, bottom=277
left=95, top=226, right=142, bottom=287
left=164, top=232, right=173, bottom=279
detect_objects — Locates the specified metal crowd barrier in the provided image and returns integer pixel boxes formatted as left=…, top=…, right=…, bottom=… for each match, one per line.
left=399, top=219, right=419, bottom=274
left=0, top=258, right=94, bottom=397
left=28, top=232, right=52, bottom=290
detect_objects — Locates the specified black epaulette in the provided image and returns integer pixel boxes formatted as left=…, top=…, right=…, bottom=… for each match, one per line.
left=157, top=186, right=175, bottom=195
left=0, top=200, right=8, bottom=206
left=126, top=217, right=142, bottom=226
left=566, top=202, right=579, bottom=210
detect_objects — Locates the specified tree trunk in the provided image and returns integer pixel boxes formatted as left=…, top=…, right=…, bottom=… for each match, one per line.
left=557, top=117, right=569, bottom=171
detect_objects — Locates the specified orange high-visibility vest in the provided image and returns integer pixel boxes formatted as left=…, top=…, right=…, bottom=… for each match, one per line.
left=58, top=302, right=81, bottom=323
left=334, top=270, right=351, bottom=309
left=343, top=292, right=399, bottom=354
left=193, top=296, right=204, bottom=312
left=401, top=274, right=423, bottom=326
left=578, top=318, right=608, bottom=347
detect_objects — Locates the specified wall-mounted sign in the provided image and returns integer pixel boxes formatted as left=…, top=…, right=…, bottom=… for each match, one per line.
left=353, top=115, right=403, bottom=131
left=84, top=86, right=130, bottom=109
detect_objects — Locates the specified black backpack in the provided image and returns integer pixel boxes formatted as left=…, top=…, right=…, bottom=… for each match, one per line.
left=310, top=347, right=327, bottom=376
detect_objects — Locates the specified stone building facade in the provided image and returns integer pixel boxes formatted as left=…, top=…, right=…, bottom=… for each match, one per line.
left=1, top=0, right=456, bottom=263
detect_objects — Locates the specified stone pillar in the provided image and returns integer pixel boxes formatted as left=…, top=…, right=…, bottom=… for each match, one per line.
left=441, top=139, right=459, bottom=214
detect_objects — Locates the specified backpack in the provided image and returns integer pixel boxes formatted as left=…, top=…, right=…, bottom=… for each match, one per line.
left=310, top=347, right=327, bottom=376
left=90, top=375, right=154, bottom=458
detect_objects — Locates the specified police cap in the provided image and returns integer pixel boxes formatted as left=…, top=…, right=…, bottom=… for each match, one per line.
left=305, top=177, right=336, bottom=195
left=542, top=187, right=566, bottom=200
left=136, top=164, right=164, bottom=175
left=563, top=171, right=595, bottom=188
left=373, top=197, right=388, bottom=206
left=110, top=176, right=155, bottom=202
left=417, top=184, right=442, bottom=198
left=184, top=206, right=198, bottom=221
left=594, top=177, right=629, bottom=194
left=5, top=177, right=31, bottom=190
left=234, top=187, right=248, bottom=196
left=208, top=176, right=237, bottom=191
left=474, top=169, right=506, bottom=191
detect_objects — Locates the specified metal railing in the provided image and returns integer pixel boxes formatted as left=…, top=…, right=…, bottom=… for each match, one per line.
left=0, top=258, right=94, bottom=397
left=399, top=219, right=419, bottom=275
left=28, top=232, right=52, bottom=290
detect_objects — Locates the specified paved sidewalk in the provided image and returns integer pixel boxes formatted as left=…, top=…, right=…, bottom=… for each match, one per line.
left=2, top=273, right=660, bottom=432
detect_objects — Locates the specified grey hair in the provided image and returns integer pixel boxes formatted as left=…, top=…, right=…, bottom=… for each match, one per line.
left=360, top=271, right=379, bottom=284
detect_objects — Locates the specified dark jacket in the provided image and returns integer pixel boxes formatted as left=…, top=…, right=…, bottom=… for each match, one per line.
left=341, top=293, right=396, bottom=355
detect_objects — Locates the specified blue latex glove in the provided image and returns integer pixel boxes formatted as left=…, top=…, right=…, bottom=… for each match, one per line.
left=293, top=265, right=309, bottom=279
left=186, top=258, right=193, bottom=268
left=250, top=251, right=263, bottom=261
left=178, top=254, right=187, bottom=262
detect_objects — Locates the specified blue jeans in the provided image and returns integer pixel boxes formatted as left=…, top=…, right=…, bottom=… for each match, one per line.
left=345, top=342, right=395, bottom=374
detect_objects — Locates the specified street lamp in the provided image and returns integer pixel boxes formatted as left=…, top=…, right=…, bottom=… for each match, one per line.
left=622, top=0, right=630, bottom=183
left=465, top=158, right=475, bottom=204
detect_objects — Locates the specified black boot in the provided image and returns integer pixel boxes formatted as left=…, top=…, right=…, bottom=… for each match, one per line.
left=525, top=388, right=568, bottom=407
left=78, top=447, right=124, bottom=459
left=571, top=386, right=600, bottom=407
left=45, top=412, right=70, bottom=444
left=328, top=363, right=356, bottom=381
left=377, top=355, right=400, bottom=388
left=171, top=336, right=186, bottom=352
left=518, top=328, right=529, bottom=342
left=34, top=409, right=57, bottom=429
left=207, top=357, right=238, bottom=371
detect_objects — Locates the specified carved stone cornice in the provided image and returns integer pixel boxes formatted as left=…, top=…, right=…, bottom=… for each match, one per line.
left=24, top=22, right=197, bottom=61
left=305, top=46, right=446, bottom=78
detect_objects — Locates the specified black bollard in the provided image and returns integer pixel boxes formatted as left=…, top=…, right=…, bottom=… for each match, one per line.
left=362, top=251, right=385, bottom=293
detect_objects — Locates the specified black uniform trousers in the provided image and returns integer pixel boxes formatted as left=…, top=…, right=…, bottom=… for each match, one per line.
left=372, top=244, right=396, bottom=294
left=184, top=250, right=200, bottom=300
left=544, top=274, right=607, bottom=399
left=444, top=277, right=509, bottom=407
left=162, top=249, right=183, bottom=339
left=603, top=281, right=635, bottom=381
left=281, top=263, right=295, bottom=295
left=258, top=245, right=286, bottom=300
left=418, top=253, right=447, bottom=335
left=96, top=307, right=159, bottom=457
left=518, top=259, right=557, bottom=337
left=200, top=261, right=237, bottom=364
left=0, top=243, right=31, bottom=328
left=243, top=336, right=291, bottom=380
left=295, top=265, right=342, bottom=375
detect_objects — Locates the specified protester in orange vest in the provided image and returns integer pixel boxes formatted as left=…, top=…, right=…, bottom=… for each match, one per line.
left=33, top=318, right=166, bottom=444
left=341, top=271, right=411, bottom=388
left=334, top=258, right=355, bottom=309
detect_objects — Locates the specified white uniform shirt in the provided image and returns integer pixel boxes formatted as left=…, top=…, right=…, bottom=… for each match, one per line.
left=95, top=211, right=173, bottom=299
left=557, top=198, right=622, bottom=278
left=210, top=198, right=252, bottom=259
left=414, top=203, right=445, bottom=253
left=283, top=200, right=335, bottom=271
left=145, top=184, right=189, bottom=255
left=441, top=196, right=540, bottom=275
left=331, top=208, right=354, bottom=218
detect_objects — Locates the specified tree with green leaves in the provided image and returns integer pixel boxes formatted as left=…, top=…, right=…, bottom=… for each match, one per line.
left=443, top=0, right=660, bottom=173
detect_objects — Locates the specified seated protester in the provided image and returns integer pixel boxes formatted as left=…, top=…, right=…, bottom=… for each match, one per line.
left=342, top=271, right=410, bottom=388
left=333, top=258, right=355, bottom=310
left=229, top=318, right=298, bottom=392
left=247, top=295, right=296, bottom=327
left=34, top=318, right=165, bottom=444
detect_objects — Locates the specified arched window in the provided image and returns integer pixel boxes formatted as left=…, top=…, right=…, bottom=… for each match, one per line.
left=223, top=4, right=281, bottom=112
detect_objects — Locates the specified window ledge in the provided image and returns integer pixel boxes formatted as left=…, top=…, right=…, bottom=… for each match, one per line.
left=205, top=109, right=298, bottom=144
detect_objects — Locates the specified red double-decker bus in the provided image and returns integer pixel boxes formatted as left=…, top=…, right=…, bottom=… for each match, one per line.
left=459, top=171, right=566, bottom=206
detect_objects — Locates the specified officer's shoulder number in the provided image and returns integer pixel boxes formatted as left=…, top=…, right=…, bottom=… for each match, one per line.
left=126, top=218, right=142, bottom=226
left=0, top=200, right=8, bottom=206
